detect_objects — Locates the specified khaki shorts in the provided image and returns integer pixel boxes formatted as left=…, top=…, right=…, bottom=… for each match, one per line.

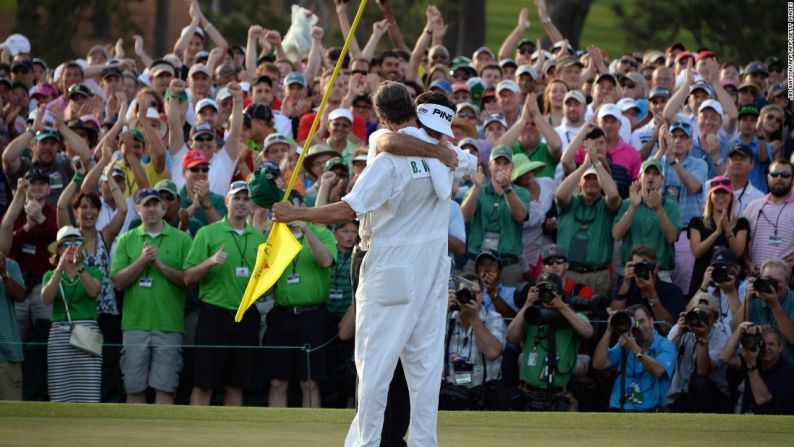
left=0, top=362, right=22, bottom=400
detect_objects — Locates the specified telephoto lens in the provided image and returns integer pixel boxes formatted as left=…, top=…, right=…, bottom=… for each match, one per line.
left=711, top=265, right=729, bottom=283
left=753, top=276, right=777, bottom=295
left=609, top=310, right=634, bottom=334
left=740, top=331, right=765, bottom=352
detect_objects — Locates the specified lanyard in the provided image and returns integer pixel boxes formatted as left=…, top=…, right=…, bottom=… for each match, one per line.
left=230, top=230, right=251, bottom=269
left=758, top=201, right=790, bottom=238
left=142, top=234, right=165, bottom=279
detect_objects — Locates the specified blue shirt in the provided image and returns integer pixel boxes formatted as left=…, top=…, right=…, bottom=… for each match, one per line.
left=448, top=200, right=466, bottom=270
left=662, top=154, right=707, bottom=227
left=691, top=139, right=731, bottom=179
left=749, top=289, right=794, bottom=364
left=735, top=135, right=771, bottom=194
left=0, top=258, right=24, bottom=362
left=607, top=332, right=676, bottom=411
left=482, top=285, right=518, bottom=312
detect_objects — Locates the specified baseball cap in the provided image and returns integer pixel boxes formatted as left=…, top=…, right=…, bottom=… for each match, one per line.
left=248, top=164, right=284, bottom=209
left=622, top=72, right=647, bottom=90
left=697, top=50, right=718, bottom=62
left=182, top=149, right=211, bottom=168
left=496, top=80, right=520, bottom=94
left=594, top=73, right=618, bottom=86
left=728, top=142, right=753, bottom=158
left=617, top=97, right=640, bottom=113
left=557, top=55, right=583, bottom=69
left=328, top=108, right=353, bottom=123
left=227, top=180, right=249, bottom=196
left=165, top=87, right=189, bottom=102
left=475, top=249, right=501, bottom=265
left=516, top=65, right=538, bottom=80
left=698, top=99, right=724, bottom=117
left=1, top=34, right=30, bottom=56
left=101, top=66, right=122, bottom=80
left=708, top=175, right=733, bottom=194
left=188, top=64, right=211, bottom=78
left=24, top=167, right=49, bottom=182
left=324, top=157, right=348, bottom=172
left=563, top=90, right=586, bottom=105
left=154, top=179, right=178, bottom=197
left=304, top=144, right=338, bottom=165
left=689, top=292, right=720, bottom=314
left=648, top=86, right=671, bottom=100
left=738, top=105, right=759, bottom=118
left=452, top=82, right=470, bottom=93
left=284, top=71, right=307, bottom=87
left=737, top=82, right=761, bottom=94
left=11, top=60, right=33, bottom=73
left=135, top=188, right=162, bottom=205
left=541, top=244, right=567, bottom=261
left=641, top=158, right=663, bottom=173
left=489, top=145, right=513, bottom=162
left=711, top=247, right=738, bottom=266
left=669, top=120, right=693, bottom=137
left=766, top=57, right=783, bottom=70
left=499, top=58, right=518, bottom=69
left=35, top=127, right=61, bottom=142
left=10, top=81, right=27, bottom=95
left=243, top=103, right=274, bottom=124
left=745, top=61, right=768, bottom=76
left=128, top=128, right=145, bottom=143
left=689, top=81, right=714, bottom=97
left=416, top=102, right=455, bottom=137
left=473, top=46, right=494, bottom=60
left=536, top=272, right=564, bottom=290
left=32, top=83, right=58, bottom=99
left=456, top=102, right=479, bottom=114
left=150, top=60, right=176, bottom=77
left=458, top=137, right=480, bottom=153
left=516, top=38, right=536, bottom=50
left=551, top=40, right=574, bottom=53
left=428, top=79, right=452, bottom=93
left=642, top=50, right=665, bottom=66
left=675, top=51, right=695, bottom=64
left=193, top=50, right=210, bottom=63
left=264, top=133, right=292, bottom=151
left=190, top=122, right=216, bottom=139
left=482, top=113, right=508, bottom=129
left=769, top=82, right=787, bottom=99
left=68, top=83, right=94, bottom=99
left=195, top=98, right=219, bottom=114
left=597, top=103, right=622, bottom=121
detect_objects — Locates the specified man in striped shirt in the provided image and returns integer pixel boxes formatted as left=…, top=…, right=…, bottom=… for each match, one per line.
left=743, top=160, right=794, bottom=274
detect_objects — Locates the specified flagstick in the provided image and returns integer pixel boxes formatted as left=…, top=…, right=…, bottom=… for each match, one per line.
left=281, top=0, right=370, bottom=201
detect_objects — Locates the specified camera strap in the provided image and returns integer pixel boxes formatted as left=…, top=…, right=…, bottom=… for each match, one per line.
left=545, top=325, right=558, bottom=391
left=619, top=347, right=628, bottom=411
left=443, top=312, right=457, bottom=382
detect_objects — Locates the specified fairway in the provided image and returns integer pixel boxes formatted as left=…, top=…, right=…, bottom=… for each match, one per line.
left=1, top=402, right=793, bottom=446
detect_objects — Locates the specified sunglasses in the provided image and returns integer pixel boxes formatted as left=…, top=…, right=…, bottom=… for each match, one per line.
left=62, top=240, right=83, bottom=247
left=677, top=58, right=691, bottom=65
left=769, top=171, right=792, bottom=178
left=194, top=135, right=214, bottom=142
left=620, top=59, right=638, bottom=67
left=769, top=67, right=783, bottom=74
left=351, top=70, right=368, bottom=76
left=518, top=48, right=534, bottom=55
left=621, top=82, right=636, bottom=89
left=160, top=193, right=177, bottom=201
left=188, top=166, right=210, bottom=173
left=457, top=112, right=476, bottom=119
left=546, top=258, right=566, bottom=265
left=452, top=72, right=469, bottom=79
left=712, top=178, right=731, bottom=187
left=670, top=121, right=691, bottom=129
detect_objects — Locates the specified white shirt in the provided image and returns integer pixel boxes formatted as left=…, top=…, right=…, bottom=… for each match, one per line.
left=585, top=104, right=631, bottom=143
left=702, top=178, right=764, bottom=216
left=554, top=121, right=584, bottom=151
left=171, top=145, right=236, bottom=196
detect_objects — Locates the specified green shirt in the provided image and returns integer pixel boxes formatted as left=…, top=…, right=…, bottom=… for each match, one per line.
left=111, top=222, right=193, bottom=333
left=43, top=267, right=103, bottom=322
left=129, top=215, right=204, bottom=239
left=465, top=182, right=530, bottom=257
left=614, top=198, right=681, bottom=270
left=183, top=218, right=267, bottom=310
left=557, top=195, right=616, bottom=267
left=512, top=140, right=558, bottom=179
left=0, top=258, right=24, bottom=362
left=327, top=248, right=353, bottom=318
left=274, top=223, right=338, bottom=307
left=519, top=314, right=588, bottom=388
left=179, top=185, right=228, bottom=225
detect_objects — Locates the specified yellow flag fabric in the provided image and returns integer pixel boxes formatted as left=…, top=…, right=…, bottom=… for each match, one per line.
left=235, top=222, right=301, bottom=322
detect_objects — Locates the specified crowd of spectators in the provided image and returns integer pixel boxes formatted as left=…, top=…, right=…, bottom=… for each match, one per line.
left=0, top=0, right=792, bottom=415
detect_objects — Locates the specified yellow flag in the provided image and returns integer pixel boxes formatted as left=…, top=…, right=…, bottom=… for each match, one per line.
left=235, top=222, right=302, bottom=322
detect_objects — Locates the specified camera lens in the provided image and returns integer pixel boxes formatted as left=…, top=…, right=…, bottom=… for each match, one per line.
left=610, top=311, right=633, bottom=333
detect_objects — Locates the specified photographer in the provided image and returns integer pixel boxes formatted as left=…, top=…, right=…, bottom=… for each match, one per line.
left=507, top=272, right=594, bottom=411
left=592, top=304, right=676, bottom=412
left=440, top=274, right=506, bottom=410
left=720, top=323, right=794, bottom=414
left=697, top=248, right=746, bottom=327
left=476, top=250, right=519, bottom=318
left=667, top=293, right=732, bottom=412
left=613, top=246, right=684, bottom=333
left=733, top=259, right=794, bottom=365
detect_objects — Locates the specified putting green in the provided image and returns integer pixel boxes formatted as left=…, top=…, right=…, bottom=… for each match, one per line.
left=1, top=401, right=792, bottom=446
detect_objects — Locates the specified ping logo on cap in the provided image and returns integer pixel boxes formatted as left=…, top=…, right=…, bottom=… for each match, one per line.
left=432, top=107, right=453, bottom=123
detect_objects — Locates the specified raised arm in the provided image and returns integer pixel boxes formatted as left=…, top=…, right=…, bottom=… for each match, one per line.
left=166, top=79, right=187, bottom=157
left=0, top=179, right=28, bottom=255
left=3, top=105, right=44, bottom=175
left=535, top=0, right=563, bottom=43
left=56, top=171, right=80, bottom=229
left=406, top=6, right=438, bottom=84
left=194, top=0, right=228, bottom=49
left=663, top=59, right=694, bottom=122
left=100, top=160, right=128, bottom=244
left=173, top=1, right=201, bottom=57
left=223, top=82, right=244, bottom=161
left=375, top=132, right=456, bottom=167
left=560, top=120, right=595, bottom=176
left=361, top=20, right=390, bottom=64
left=612, top=182, right=640, bottom=240
left=497, top=7, right=530, bottom=61
left=245, top=26, right=262, bottom=81
left=334, top=0, right=362, bottom=60
left=134, top=104, right=166, bottom=175
left=376, top=0, right=410, bottom=53
left=133, top=35, right=154, bottom=68
left=51, top=105, right=91, bottom=166
left=708, top=65, right=737, bottom=134
left=303, top=27, right=324, bottom=86
left=529, top=94, right=563, bottom=159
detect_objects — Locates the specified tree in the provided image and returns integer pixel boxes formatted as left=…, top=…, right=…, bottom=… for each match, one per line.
left=613, top=0, right=785, bottom=62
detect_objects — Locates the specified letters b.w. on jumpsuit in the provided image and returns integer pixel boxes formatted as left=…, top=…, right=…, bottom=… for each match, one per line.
left=342, top=150, right=450, bottom=447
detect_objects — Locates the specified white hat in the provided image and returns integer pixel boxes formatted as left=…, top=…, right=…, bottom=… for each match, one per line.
left=129, top=106, right=167, bottom=139
left=264, top=133, right=292, bottom=150
left=48, top=225, right=82, bottom=253
left=482, top=113, right=508, bottom=129
left=516, top=65, right=538, bottom=80
left=227, top=180, right=249, bottom=196
left=216, top=87, right=231, bottom=102
left=188, top=64, right=211, bottom=78
left=416, top=103, right=454, bottom=138
left=698, top=99, right=724, bottom=118
left=352, top=154, right=368, bottom=163
left=496, top=80, right=520, bottom=94
left=328, top=108, right=353, bottom=123
left=617, top=97, right=640, bottom=112
left=597, top=103, right=623, bottom=121
left=195, top=98, right=219, bottom=114
left=239, top=81, right=251, bottom=92
left=583, top=165, right=599, bottom=177
left=1, top=34, right=30, bottom=56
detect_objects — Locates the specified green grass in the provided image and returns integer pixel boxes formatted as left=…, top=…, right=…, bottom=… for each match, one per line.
left=485, top=0, right=698, bottom=58
left=1, top=401, right=793, bottom=446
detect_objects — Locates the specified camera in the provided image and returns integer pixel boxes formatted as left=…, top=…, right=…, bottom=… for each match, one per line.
left=449, top=275, right=478, bottom=311
left=524, top=306, right=569, bottom=327
left=685, top=307, right=708, bottom=327
left=711, top=265, right=730, bottom=284
left=455, top=288, right=474, bottom=306
left=567, top=294, right=608, bottom=315
left=536, top=280, right=560, bottom=305
left=632, top=260, right=655, bottom=280
left=753, top=276, right=777, bottom=295
left=740, top=330, right=765, bottom=352
left=610, top=310, right=638, bottom=335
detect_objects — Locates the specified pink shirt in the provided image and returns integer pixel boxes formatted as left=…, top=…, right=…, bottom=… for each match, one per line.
left=575, top=139, right=641, bottom=180
left=743, top=193, right=794, bottom=265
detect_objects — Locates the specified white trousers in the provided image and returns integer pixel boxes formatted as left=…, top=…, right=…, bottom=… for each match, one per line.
left=345, top=240, right=449, bottom=447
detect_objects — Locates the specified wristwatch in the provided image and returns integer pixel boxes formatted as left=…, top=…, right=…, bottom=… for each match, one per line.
left=504, top=187, right=513, bottom=194
left=647, top=298, right=658, bottom=306
left=745, top=365, right=758, bottom=372
left=77, top=266, right=86, bottom=274
left=635, top=352, right=644, bottom=360
left=669, top=159, right=678, bottom=166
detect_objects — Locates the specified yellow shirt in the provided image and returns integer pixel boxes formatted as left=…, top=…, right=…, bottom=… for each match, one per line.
left=120, top=160, right=169, bottom=198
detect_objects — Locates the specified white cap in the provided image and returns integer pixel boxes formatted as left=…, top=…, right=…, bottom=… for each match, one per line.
left=496, top=80, right=520, bottom=94
left=56, top=225, right=82, bottom=242
left=216, top=87, right=231, bottom=102
left=583, top=165, right=599, bottom=177
left=698, top=99, right=724, bottom=118
left=416, top=103, right=455, bottom=138
left=239, top=81, right=251, bottom=92
left=264, top=133, right=292, bottom=150
left=227, top=180, right=249, bottom=196
left=597, top=103, right=623, bottom=121
left=328, top=108, right=353, bottom=123
left=352, top=154, right=368, bottom=163
left=617, top=97, right=640, bottom=112
left=195, top=98, right=219, bottom=114
left=1, top=34, right=30, bottom=55
left=482, top=113, right=508, bottom=129
left=188, top=64, right=211, bottom=78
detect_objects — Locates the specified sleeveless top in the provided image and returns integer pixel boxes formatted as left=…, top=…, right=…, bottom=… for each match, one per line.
left=83, top=230, right=118, bottom=315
